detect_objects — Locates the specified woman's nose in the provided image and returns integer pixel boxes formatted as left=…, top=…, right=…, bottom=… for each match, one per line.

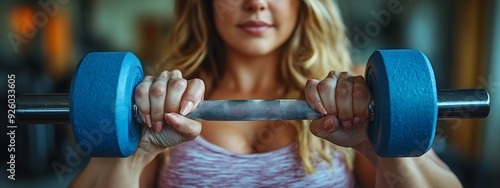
left=244, top=0, right=267, bottom=12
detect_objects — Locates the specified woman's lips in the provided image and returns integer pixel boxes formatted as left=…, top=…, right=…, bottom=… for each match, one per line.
left=237, top=21, right=272, bottom=35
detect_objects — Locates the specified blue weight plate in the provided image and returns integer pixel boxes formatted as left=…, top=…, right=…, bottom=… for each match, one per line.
left=365, top=49, right=437, bottom=157
left=70, top=52, right=143, bottom=157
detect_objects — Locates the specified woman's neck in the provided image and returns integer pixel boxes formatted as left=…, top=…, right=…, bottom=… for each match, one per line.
left=220, top=48, right=283, bottom=94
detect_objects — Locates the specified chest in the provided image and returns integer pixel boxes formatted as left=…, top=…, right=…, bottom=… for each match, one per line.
left=201, top=120, right=296, bottom=154
left=200, top=88, right=296, bottom=154
left=160, top=139, right=355, bottom=188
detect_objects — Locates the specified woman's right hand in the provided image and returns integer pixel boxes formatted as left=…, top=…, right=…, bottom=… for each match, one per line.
left=133, top=70, right=205, bottom=155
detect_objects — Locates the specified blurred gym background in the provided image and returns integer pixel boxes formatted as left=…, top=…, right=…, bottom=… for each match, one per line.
left=0, top=0, right=499, bottom=187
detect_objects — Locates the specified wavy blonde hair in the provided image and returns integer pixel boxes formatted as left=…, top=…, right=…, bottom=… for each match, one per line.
left=151, top=0, right=354, bottom=174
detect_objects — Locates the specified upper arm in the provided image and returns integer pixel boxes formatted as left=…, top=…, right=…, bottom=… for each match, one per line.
left=354, top=152, right=376, bottom=188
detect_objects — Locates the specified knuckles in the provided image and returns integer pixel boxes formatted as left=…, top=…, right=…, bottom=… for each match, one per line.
left=327, top=70, right=336, bottom=77
left=144, top=75, right=156, bottom=80
left=352, top=89, right=368, bottom=101
left=159, top=70, right=169, bottom=78
left=335, top=81, right=350, bottom=98
left=352, top=76, right=371, bottom=101
left=134, top=84, right=150, bottom=98
left=317, top=80, right=335, bottom=93
left=168, top=78, right=188, bottom=90
left=149, top=84, right=167, bottom=97
left=305, top=79, right=318, bottom=87
left=189, top=78, right=205, bottom=88
left=188, top=79, right=206, bottom=96
left=170, top=69, right=182, bottom=76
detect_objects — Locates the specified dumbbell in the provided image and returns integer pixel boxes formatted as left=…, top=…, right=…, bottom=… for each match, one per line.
left=16, top=50, right=490, bottom=158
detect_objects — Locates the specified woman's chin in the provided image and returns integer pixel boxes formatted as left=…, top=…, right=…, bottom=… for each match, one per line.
left=232, top=46, right=279, bottom=57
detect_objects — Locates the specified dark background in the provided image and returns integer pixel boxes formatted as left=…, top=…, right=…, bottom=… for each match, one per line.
left=0, top=0, right=499, bottom=187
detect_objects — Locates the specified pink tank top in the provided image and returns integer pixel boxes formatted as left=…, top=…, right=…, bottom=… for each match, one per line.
left=158, top=136, right=355, bottom=187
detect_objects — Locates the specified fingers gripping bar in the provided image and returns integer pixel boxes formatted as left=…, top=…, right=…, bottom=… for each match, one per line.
left=15, top=50, right=491, bottom=157
left=17, top=89, right=490, bottom=124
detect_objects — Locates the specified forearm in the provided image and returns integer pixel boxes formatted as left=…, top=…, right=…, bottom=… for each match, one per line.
left=361, top=149, right=462, bottom=188
left=69, top=151, right=155, bottom=188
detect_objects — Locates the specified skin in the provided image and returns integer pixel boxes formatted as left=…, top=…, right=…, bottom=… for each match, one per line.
left=70, top=0, right=462, bottom=187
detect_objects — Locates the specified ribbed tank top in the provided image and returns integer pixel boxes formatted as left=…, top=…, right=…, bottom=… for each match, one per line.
left=158, top=136, right=355, bottom=187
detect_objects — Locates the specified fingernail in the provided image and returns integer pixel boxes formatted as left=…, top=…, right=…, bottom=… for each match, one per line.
left=164, top=113, right=178, bottom=126
left=154, top=121, right=163, bottom=133
left=342, top=121, right=352, bottom=131
left=353, top=117, right=362, bottom=125
left=315, top=102, right=328, bottom=115
left=180, top=101, right=193, bottom=116
left=146, top=115, right=152, bottom=128
left=141, top=115, right=146, bottom=125
left=323, top=117, right=335, bottom=132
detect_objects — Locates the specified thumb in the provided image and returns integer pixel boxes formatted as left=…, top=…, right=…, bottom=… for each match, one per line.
left=310, top=115, right=370, bottom=150
left=141, top=113, right=202, bottom=149
left=164, top=113, right=202, bottom=141
left=309, top=115, right=340, bottom=140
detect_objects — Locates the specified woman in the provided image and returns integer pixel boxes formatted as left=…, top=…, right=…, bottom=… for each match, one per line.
left=71, top=0, right=462, bottom=187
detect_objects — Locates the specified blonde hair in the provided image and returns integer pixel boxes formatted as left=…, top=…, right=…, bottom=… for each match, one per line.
left=152, top=0, right=354, bottom=174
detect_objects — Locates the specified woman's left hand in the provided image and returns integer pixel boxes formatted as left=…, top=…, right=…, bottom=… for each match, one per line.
left=305, top=71, right=373, bottom=153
